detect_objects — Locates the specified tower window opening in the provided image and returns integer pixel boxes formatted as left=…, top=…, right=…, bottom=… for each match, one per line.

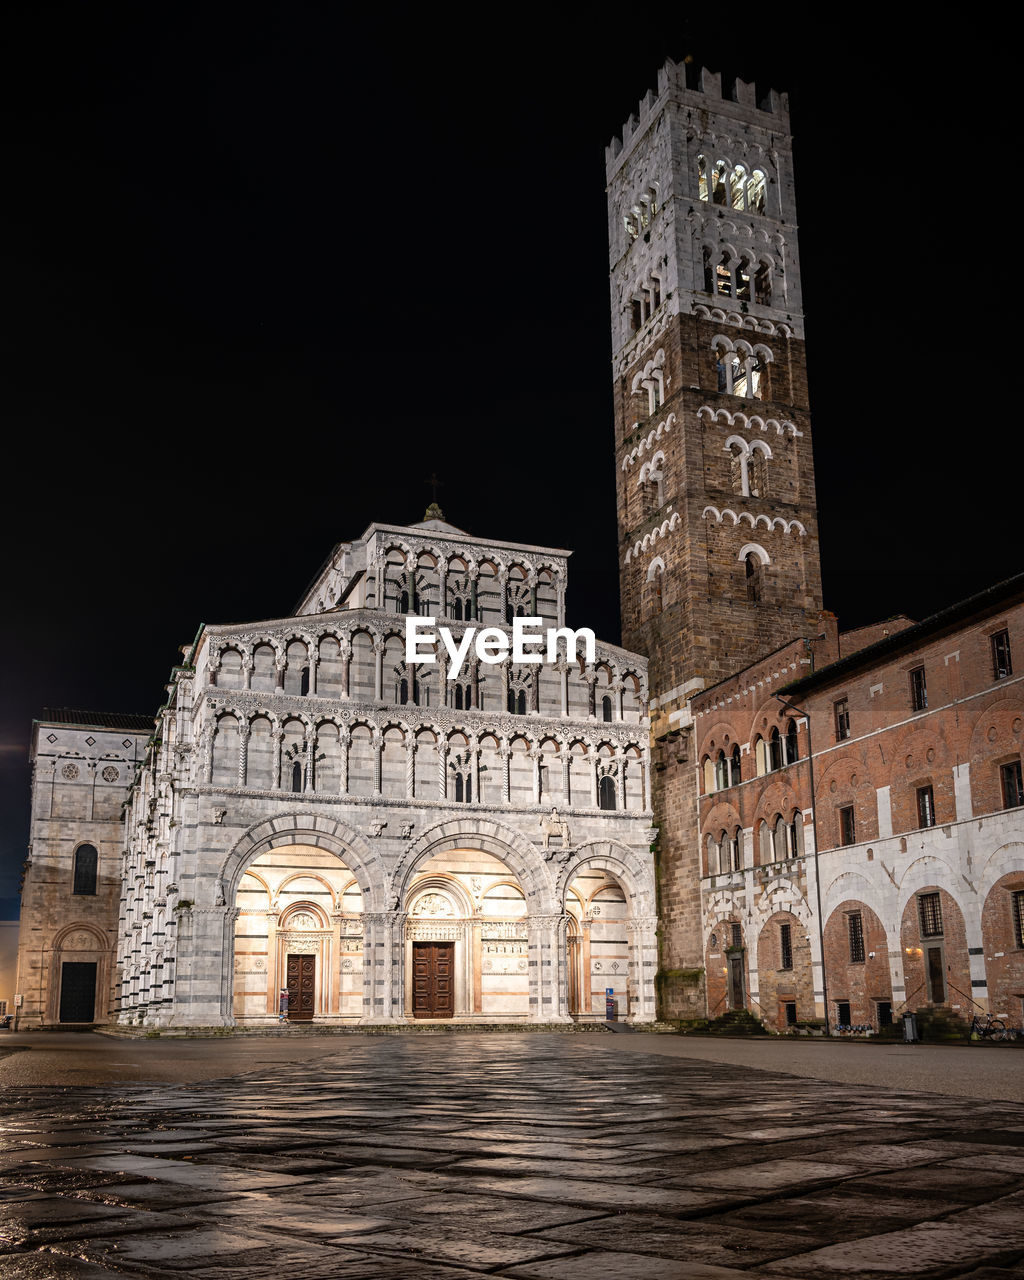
left=73, top=844, right=98, bottom=896
left=291, top=762, right=303, bottom=793
left=712, top=160, right=728, bottom=205
left=736, top=257, right=751, bottom=302
left=703, top=246, right=714, bottom=293
left=599, top=774, right=617, bottom=810
left=754, top=262, right=772, bottom=306
left=917, top=784, right=936, bottom=829
left=716, top=252, right=732, bottom=297
left=745, top=553, right=763, bottom=603
left=748, top=170, right=767, bottom=214
left=729, top=165, right=747, bottom=210
left=602, top=695, right=613, bottom=722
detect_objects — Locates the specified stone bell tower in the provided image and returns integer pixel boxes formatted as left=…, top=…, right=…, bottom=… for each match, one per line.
left=605, top=59, right=824, bottom=1016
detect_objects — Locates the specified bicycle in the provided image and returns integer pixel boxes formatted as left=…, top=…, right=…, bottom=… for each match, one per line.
left=970, top=1013, right=1019, bottom=1041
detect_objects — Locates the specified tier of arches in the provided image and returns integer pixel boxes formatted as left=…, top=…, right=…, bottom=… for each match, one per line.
left=306, top=541, right=568, bottom=619
left=207, top=715, right=648, bottom=812
left=207, top=628, right=646, bottom=723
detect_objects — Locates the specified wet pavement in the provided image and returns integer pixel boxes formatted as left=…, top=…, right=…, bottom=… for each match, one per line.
left=1, top=1034, right=1024, bottom=1278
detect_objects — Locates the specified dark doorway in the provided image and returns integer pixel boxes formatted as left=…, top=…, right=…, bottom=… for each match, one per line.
left=877, top=1000, right=893, bottom=1027
left=727, top=953, right=745, bottom=1010
left=59, top=962, right=97, bottom=1023
left=411, top=941, right=455, bottom=1018
left=286, top=954, right=316, bottom=1020
left=925, top=946, right=945, bottom=1003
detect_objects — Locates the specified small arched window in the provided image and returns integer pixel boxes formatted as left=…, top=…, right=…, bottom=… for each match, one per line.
left=454, top=772, right=472, bottom=803
left=785, top=719, right=799, bottom=764
left=730, top=744, right=742, bottom=786
left=598, top=774, right=617, bottom=811
left=300, top=666, right=310, bottom=696
left=705, top=832, right=719, bottom=875
left=769, top=726, right=783, bottom=771
left=745, top=553, right=763, bottom=603
left=730, top=828, right=743, bottom=870
left=73, top=844, right=98, bottom=896
left=714, top=750, right=730, bottom=790
left=602, top=695, right=613, bottom=723
left=291, top=762, right=303, bottom=793
left=754, top=736, right=768, bottom=777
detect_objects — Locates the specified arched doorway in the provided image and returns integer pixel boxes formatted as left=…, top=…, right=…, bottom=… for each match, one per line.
left=233, top=844, right=364, bottom=1025
left=403, top=848, right=529, bottom=1020
left=564, top=868, right=629, bottom=1019
left=53, top=925, right=110, bottom=1024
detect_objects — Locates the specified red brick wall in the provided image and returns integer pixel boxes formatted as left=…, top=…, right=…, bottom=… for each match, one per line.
left=822, top=900, right=891, bottom=1025
left=899, top=887, right=971, bottom=1016
left=981, top=872, right=1024, bottom=1025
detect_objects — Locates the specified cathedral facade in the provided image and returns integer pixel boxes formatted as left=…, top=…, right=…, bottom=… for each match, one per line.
left=17, top=517, right=657, bottom=1028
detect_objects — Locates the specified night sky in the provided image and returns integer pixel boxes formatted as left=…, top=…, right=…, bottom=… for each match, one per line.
left=0, top=10, right=1009, bottom=901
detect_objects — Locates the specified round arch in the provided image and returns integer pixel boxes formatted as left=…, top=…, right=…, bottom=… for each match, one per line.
left=218, top=812, right=383, bottom=910
left=391, top=816, right=556, bottom=912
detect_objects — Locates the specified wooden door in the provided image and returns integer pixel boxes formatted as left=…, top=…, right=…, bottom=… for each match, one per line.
left=412, top=941, right=455, bottom=1018
left=59, top=962, right=96, bottom=1023
left=287, top=954, right=316, bottom=1020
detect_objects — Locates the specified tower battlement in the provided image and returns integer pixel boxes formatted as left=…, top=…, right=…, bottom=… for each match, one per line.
left=605, top=58, right=788, bottom=175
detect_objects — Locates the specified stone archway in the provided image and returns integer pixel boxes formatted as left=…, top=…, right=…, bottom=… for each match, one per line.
left=557, top=841, right=658, bottom=1023
left=232, top=845, right=365, bottom=1027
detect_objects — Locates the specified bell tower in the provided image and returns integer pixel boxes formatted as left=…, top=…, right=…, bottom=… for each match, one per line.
left=605, top=60, right=824, bottom=1016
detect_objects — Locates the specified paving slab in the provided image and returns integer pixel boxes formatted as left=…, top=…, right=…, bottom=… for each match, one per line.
left=1, top=1033, right=1024, bottom=1277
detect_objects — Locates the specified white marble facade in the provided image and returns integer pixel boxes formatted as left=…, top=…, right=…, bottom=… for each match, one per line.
left=116, top=517, right=657, bottom=1027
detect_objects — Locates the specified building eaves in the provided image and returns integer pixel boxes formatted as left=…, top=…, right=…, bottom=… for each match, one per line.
left=783, top=571, right=1024, bottom=699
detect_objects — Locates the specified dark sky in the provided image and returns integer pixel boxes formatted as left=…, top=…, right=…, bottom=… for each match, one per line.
left=0, top=9, right=1010, bottom=899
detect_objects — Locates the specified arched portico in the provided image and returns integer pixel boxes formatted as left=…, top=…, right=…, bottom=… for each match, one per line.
left=556, top=841, right=658, bottom=1023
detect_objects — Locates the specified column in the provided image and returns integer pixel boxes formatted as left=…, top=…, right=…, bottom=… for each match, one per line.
left=374, top=557, right=384, bottom=611
left=591, top=753, right=599, bottom=808
left=585, top=671, right=597, bottom=719
left=241, top=654, right=253, bottom=691
left=340, top=640, right=352, bottom=697
left=237, top=723, right=250, bottom=788
left=373, top=637, right=384, bottom=702
left=626, top=914, right=658, bottom=1023
left=201, top=727, right=214, bottom=783
left=617, top=750, right=627, bottom=810
left=530, top=747, right=542, bottom=805
left=470, top=746, right=480, bottom=804
left=500, top=658, right=510, bottom=713
left=469, top=567, right=479, bottom=621
left=372, top=730, right=383, bottom=798
left=528, top=571, right=538, bottom=617
left=275, top=654, right=286, bottom=691
left=264, top=910, right=280, bottom=1016
left=642, top=752, right=651, bottom=811
left=360, top=911, right=407, bottom=1024
left=406, top=554, right=418, bottom=613
left=561, top=749, right=571, bottom=806
left=556, top=661, right=569, bottom=717
left=500, top=742, right=511, bottom=805
left=525, top=913, right=571, bottom=1023
left=338, top=727, right=350, bottom=795
left=613, top=679, right=624, bottom=721
left=437, top=742, right=449, bottom=799
left=438, top=558, right=448, bottom=619
left=304, top=727, right=315, bottom=793
left=272, top=730, right=283, bottom=791
left=581, top=915, right=593, bottom=1015
left=308, top=655, right=319, bottom=696
left=405, top=738, right=417, bottom=800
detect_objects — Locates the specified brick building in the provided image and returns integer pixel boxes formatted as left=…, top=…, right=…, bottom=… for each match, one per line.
left=694, top=575, right=1024, bottom=1032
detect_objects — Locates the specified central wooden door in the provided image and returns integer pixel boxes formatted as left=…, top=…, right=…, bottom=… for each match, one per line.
left=412, top=941, right=455, bottom=1018
left=286, top=953, right=316, bottom=1021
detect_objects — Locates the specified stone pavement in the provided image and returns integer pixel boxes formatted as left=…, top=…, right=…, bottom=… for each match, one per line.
left=2, top=1034, right=1024, bottom=1279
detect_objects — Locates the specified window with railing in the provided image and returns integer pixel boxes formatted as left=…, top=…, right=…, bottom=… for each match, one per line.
left=918, top=892, right=943, bottom=937
left=848, top=911, right=865, bottom=963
